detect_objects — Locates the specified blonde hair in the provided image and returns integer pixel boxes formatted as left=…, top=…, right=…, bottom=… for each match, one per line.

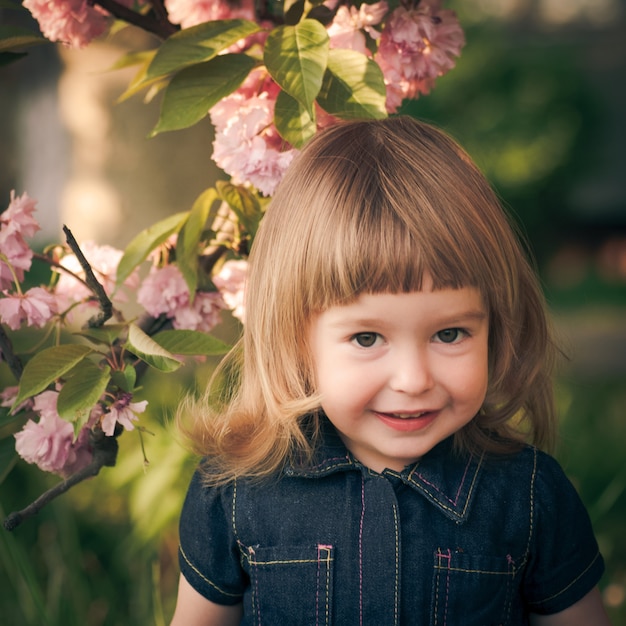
left=183, top=116, right=557, bottom=482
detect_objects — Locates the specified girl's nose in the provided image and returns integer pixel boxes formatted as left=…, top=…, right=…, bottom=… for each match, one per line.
left=388, top=347, right=434, bottom=395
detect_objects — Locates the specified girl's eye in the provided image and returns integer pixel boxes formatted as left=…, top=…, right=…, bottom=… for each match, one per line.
left=435, top=328, right=465, bottom=344
left=352, top=332, right=380, bottom=348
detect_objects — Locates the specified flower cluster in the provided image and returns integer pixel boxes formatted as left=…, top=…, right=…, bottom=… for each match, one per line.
left=23, top=0, right=142, bottom=49
left=9, top=389, right=95, bottom=477
left=138, top=264, right=226, bottom=333
left=1, top=191, right=249, bottom=477
left=0, top=192, right=58, bottom=330
left=22, top=0, right=464, bottom=196
left=207, top=0, right=463, bottom=194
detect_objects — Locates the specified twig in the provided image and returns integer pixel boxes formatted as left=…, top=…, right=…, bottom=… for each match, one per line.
left=0, top=325, right=24, bottom=380
left=62, top=226, right=113, bottom=328
left=3, top=429, right=119, bottom=531
left=90, top=0, right=179, bottom=39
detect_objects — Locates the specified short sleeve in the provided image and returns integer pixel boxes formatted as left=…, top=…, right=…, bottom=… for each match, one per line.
left=523, top=451, right=604, bottom=615
left=178, top=469, right=246, bottom=605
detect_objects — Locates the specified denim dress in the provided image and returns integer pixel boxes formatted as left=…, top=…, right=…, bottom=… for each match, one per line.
left=178, top=421, right=604, bottom=625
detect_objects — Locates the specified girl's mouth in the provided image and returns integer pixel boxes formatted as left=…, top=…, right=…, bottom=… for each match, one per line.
left=373, top=410, right=438, bottom=432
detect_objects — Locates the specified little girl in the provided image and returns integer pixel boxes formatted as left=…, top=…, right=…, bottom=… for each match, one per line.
left=170, top=117, right=610, bottom=625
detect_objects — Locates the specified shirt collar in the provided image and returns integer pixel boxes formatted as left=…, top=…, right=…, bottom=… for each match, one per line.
left=285, top=417, right=484, bottom=523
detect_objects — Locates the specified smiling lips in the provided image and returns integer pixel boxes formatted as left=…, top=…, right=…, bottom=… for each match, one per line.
left=373, top=410, right=438, bottom=432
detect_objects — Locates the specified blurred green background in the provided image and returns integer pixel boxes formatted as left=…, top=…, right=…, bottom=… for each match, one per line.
left=1, top=1, right=625, bottom=624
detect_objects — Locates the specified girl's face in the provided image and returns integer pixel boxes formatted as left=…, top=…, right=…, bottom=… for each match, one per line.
left=308, top=277, right=489, bottom=472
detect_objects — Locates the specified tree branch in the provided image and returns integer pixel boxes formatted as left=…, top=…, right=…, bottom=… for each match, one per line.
left=0, top=324, right=24, bottom=380
left=3, top=428, right=119, bottom=531
left=62, top=226, right=113, bottom=328
left=90, top=0, right=179, bottom=39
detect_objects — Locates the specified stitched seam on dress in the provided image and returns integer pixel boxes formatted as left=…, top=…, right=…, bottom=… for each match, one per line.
left=435, top=548, right=452, bottom=626
left=431, top=565, right=515, bottom=575
left=407, top=453, right=484, bottom=516
left=409, top=457, right=473, bottom=506
left=526, top=449, right=537, bottom=557
left=359, top=474, right=365, bottom=626
left=179, top=545, right=242, bottom=598
left=392, top=501, right=400, bottom=626
left=527, top=551, right=602, bottom=605
left=317, top=544, right=332, bottom=626
left=246, top=557, right=331, bottom=565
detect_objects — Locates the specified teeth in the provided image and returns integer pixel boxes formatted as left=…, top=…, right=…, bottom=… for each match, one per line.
left=390, top=412, right=425, bottom=419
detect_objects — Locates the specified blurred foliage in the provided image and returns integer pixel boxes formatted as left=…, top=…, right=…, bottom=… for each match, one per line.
left=1, top=3, right=625, bottom=625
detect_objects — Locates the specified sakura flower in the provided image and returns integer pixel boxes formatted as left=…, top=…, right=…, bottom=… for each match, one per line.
left=213, top=259, right=248, bottom=322
left=327, top=1, right=388, bottom=55
left=101, top=394, right=147, bottom=436
left=0, top=386, right=33, bottom=414
left=23, top=0, right=111, bottom=48
left=0, top=191, right=39, bottom=290
left=14, top=390, right=93, bottom=476
left=211, top=87, right=297, bottom=197
left=0, top=286, right=58, bottom=330
left=375, top=0, right=465, bottom=112
left=137, top=264, right=190, bottom=318
left=165, top=0, right=255, bottom=28
left=1, top=190, right=40, bottom=239
left=172, top=290, right=225, bottom=333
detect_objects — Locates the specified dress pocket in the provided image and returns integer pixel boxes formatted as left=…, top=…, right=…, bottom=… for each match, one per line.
left=430, top=548, right=521, bottom=626
left=243, top=543, right=334, bottom=626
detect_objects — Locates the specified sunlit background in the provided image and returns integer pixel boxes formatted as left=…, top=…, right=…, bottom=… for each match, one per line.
left=1, top=0, right=625, bottom=623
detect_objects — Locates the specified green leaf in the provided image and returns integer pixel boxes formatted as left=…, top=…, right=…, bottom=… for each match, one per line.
left=217, top=181, right=264, bottom=238
left=264, top=20, right=329, bottom=112
left=110, top=365, right=137, bottom=393
left=113, top=50, right=166, bottom=103
left=177, top=188, right=219, bottom=297
left=274, top=89, right=317, bottom=149
left=116, top=211, right=188, bottom=287
left=13, top=345, right=93, bottom=407
left=73, top=324, right=127, bottom=347
left=126, top=324, right=183, bottom=373
left=152, top=329, right=231, bottom=356
left=146, top=20, right=262, bottom=80
left=57, top=362, right=111, bottom=425
left=317, top=48, right=388, bottom=120
left=150, top=54, right=258, bottom=135
left=0, top=26, right=47, bottom=52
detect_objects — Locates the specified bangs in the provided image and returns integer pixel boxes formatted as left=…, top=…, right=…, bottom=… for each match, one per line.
left=299, top=160, right=486, bottom=314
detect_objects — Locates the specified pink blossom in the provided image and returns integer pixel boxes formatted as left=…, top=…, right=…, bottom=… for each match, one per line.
left=138, top=264, right=226, bottom=330
left=137, top=264, right=190, bottom=318
left=0, top=287, right=58, bottom=330
left=164, top=0, right=255, bottom=28
left=327, top=1, right=388, bottom=55
left=211, top=81, right=297, bottom=196
left=0, top=191, right=39, bottom=290
left=0, top=386, right=33, bottom=414
left=375, top=0, right=465, bottom=112
left=172, top=290, right=225, bottom=332
left=23, top=0, right=111, bottom=49
left=213, top=259, right=247, bottom=322
left=54, top=241, right=138, bottom=310
left=1, top=190, right=40, bottom=239
left=101, top=394, right=147, bottom=436
left=14, top=390, right=93, bottom=476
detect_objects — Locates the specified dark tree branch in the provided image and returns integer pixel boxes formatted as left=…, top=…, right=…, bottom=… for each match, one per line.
left=0, top=324, right=23, bottom=380
left=3, top=428, right=119, bottom=531
left=89, top=0, right=179, bottom=39
left=62, top=226, right=113, bottom=328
